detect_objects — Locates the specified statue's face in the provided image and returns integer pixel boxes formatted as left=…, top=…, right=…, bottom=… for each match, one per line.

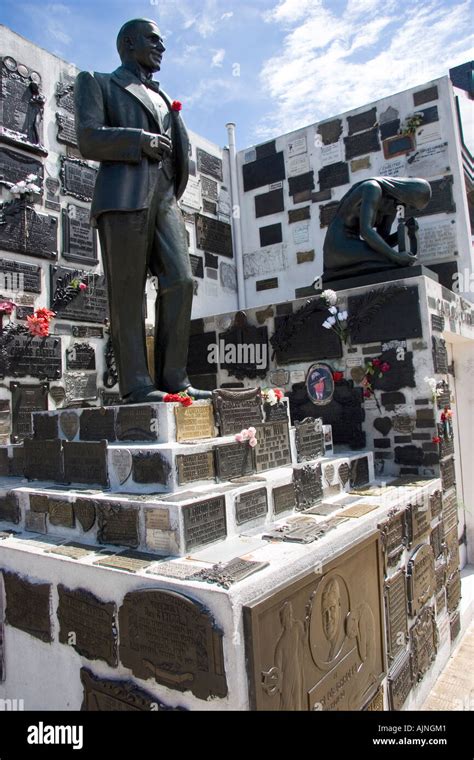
left=322, top=587, right=341, bottom=642
left=129, top=21, right=165, bottom=73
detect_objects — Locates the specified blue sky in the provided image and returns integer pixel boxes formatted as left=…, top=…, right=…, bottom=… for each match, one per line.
left=2, top=0, right=473, bottom=149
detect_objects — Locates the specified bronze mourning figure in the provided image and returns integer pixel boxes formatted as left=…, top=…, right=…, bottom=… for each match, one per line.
left=75, top=18, right=211, bottom=403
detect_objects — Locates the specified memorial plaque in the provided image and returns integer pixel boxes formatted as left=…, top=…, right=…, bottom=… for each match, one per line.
left=0, top=204, right=57, bottom=260
left=94, top=550, right=157, bottom=573
left=80, top=668, right=181, bottom=711
left=319, top=201, right=339, bottom=227
left=119, top=588, right=227, bottom=699
left=45, top=176, right=60, bottom=211
left=115, top=405, right=157, bottom=442
left=350, top=456, right=370, bottom=488
left=0, top=58, right=45, bottom=148
left=10, top=382, right=48, bottom=443
left=25, top=510, right=47, bottom=533
left=341, top=502, right=378, bottom=518
left=189, top=254, right=204, bottom=278
left=201, top=175, right=218, bottom=201
left=407, top=544, right=435, bottom=617
left=50, top=266, right=108, bottom=324
left=259, top=223, right=282, bottom=247
left=175, top=403, right=215, bottom=442
left=0, top=257, right=41, bottom=293
left=384, top=571, right=408, bottom=662
left=213, top=388, right=263, bottom=436
left=442, top=488, right=457, bottom=534
left=74, top=498, right=96, bottom=533
left=0, top=147, right=43, bottom=188
left=273, top=309, right=342, bottom=364
left=317, top=119, right=343, bottom=145
left=62, top=204, right=98, bottom=264
left=0, top=492, right=19, bottom=524
left=430, top=522, right=445, bottom=560
left=439, top=431, right=454, bottom=461
left=195, top=214, right=232, bottom=257
left=56, top=112, right=78, bottom=146
left=214, top=442, right=254, bottom=481
left=318, top=161, right=349, bottom=191
left=293, top=463, right=323, bottom=510
left=242, top=152, right=286, bottom=192
left=446, top=570, right=461, bottom=614
left=450, top=610, right=461, bottom=643
left=192, top=557, right=269, bottom=589
left=255, top=141, right=276, bottom=160
left=60, top=157, right=97, bottom=202
left=344, top=128, right=380, bottom=159
left=255, top=188, right=285, bottom=218
left=32, top=412, right=58, bottom=440
left=72, top=325, right=104, bottom=338
left=410, top=606, right=438, bottom=682
left=338, top=462, right=350, bottom=486
left=429, top=490, right=443, bottom=519
left=147, top=560, right=200, bottom=580
left=295, top=417, right=324, bottom=462
left=110, top=449, right=132, bottom=486
left=80, top=408, right=116, bottom=442
left=348, top=286, right=422, bottom=343
left=414, top=86, right=438, bottom=106
left=3, top=571, right=52, bottom=642
left=131, top=451, right=171, bottom=485
left=235, top=487, right=268, bottom=525
left=378, top=510, right=407, bottom=570
left=29, top=494, right=49, bottom=512
left=407, top=176, right=455, bottom=218
left=45, top=543, right=93, bottom=560
left=441, top=458, right=456, bottom=491
left=257, top=277, right=278, bottom=291
left=288, top=206, right=310, bottom=224
left=59, top=410, right=79, bottom=441
left=23, top=438, right=63, bottom=482
left=254, top=421, right=291, bottom=472
left=282, top=518, right=336, bottom=544
left=388, top=652, right=413, bottom=711
left=288, top=171, right=315, bottom=196
left=176, top=451, right=215, bottom=485
left=406, top=502, right=431, bottom=547
left=273, top=483, right=297, bottom=515
left=64, top=372, right=98, bottom=402
left=196, top=148, right=223, bottom=180
left=431, top=314, right=445, bottom=333
left=432, top=336, right=449, bottom=374
left=0, top=446, right=8, bottom=474
left=9, top=447, right=24, bottom=477
left=57, top=584, right=117, bottom=666
left=1, top=334, right=61, bottom=381
left=66, top=343, right=96, bottom=371
left=348, top=108, right=377, bottom=135
left=56, top=74, right=76, bottom=112
left=63, top=441, right=108, bottom=487
left=183, top=495, right=226, bottom=551
left=48, top=498, right=75, bottom=528
left=97, top=502, right=139, bottom=548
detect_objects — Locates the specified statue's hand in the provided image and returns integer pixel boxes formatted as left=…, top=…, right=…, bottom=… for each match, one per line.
left=393, top=250, right=417, bottom=265
left=141, top=132, right=173, bottom=160
left=405, top=216, right=419, bottom=235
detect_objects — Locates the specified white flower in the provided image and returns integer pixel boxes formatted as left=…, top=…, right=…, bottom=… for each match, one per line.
left=322, top=320, right=332, bottom=329
left=266, top=390, right=277, bottom=406
left=339, top=310, right=348, bottom=320
left=327, top=316, right=337, bottom=326
left=26, top=174, right=38, bottom=181
left=16, top=181, right=26, bottom=188
left=322, top=289, right=337, bottom=306
left=28, top=184, right=41, bottom=193
left=328, top=306, right=338, bottom=315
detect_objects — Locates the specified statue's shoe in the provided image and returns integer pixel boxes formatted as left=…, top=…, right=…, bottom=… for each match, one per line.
left=124, top=386, right=166, bottom=404
left=183, top=386, right=213, bottom=400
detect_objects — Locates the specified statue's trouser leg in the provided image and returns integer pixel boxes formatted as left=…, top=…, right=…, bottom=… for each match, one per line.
left=98, top=209, right=155, bottom=399
left=149, top=180, right=193, bottom=393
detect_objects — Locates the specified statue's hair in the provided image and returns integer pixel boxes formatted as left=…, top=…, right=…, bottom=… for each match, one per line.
left=322, top=577, right=341, bottom=605
left=116, top=18, right=158, bottom=59
left=336, top=176, right=431, bottom=213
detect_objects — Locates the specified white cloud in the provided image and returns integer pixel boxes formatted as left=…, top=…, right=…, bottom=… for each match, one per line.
left=257, top=0, right=474, bottom=139
left=211, top=48, right=226, bottom=67
left=159, top=0, right=232, bottom=38
left=221, top=11, right=234, bottom=20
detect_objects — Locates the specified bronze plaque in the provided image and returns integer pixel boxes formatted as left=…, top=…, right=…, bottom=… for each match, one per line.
left=46, top=542, right=96, bottom=560
left=273, top=483, right=297, bottom=516
left=79, top=408, right=116, bottom=442
left=235, top=488, right=268, bottom=525
left=212, top=388, right=263, bottom=436
left=214, top=442, right=255, bottom=481
left=388, top=652, right=413, bottom=711
left=74, top=498, right=96, bottom=532
left=445, top=526, right=459, bottom=578
left=80, top=668, right=182, bottom=711
left=94, top=551, right=157, bottom=573
left=430, top=521, right=445, bottom=560
left=341, top=502, right=378, bottom=518
left=442, top=488, right=458, bottom=534
left=446, top=571, right=461, bottom=614
left=174, top=403, right=215, bottom=442
left=48, top=498, right=75, bottom=528
left=293, top=463, right=323, bottom=510
left=182, top=496, right=227, bottom=551
left=295, top=418, right=324, bottom=463
left=3, top=571, right=52, bottom=642
left=25, top=511, right=47, bottom=533
left=192, top=557, right=269, bottom=589
left=406, top=501, right=431, bottom=547
left=0, top=492, right=20, bottom=524
left=429, top=489, right=443, bottom=519
left=244, top=533, right=385, bottom=710
left=176, top=451, right=215, bottom=485
left=23, top=438, right=63, bottom=482
left=410, top=606, right=438, bottom=682
left=435, top=561, right=446, bottom=594
left=97, top=503, right=139, bottom=548
left=364, top=685, right=384, bottom=711
left=57, top=584, right=117, bottom=666
left=63, top=441, right=108, bottom=487
left=450, top=610, right=461, bottom=643
left=118, top=589, right=228, bottom=700
left=132, top=451, right=171, bottom=485
left=407, top=544, right=435, bottom=617
left=116, top=405, right=158, bottom=441
left=254, top=421, right=291, bottom=472
left=59, top=410, right=80, bottom=440
left=29, top=494, right=49, bottom=512
left=384, top=571, right=408, bottom=662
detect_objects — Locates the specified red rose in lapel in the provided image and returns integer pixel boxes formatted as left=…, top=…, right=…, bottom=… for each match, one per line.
left=171, top=100, right=182, bottom=112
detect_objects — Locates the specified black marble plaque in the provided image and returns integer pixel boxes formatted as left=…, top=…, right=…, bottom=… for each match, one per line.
left=132, top=452, right=171, bottom=485
left=97, top=502, right=139, bottom=548
left=255, top=141, right=276, bottom=160
left=189, top=254, right=204, bottom=278
left=235, top=487, right=268, bottom=525
left=348, top=286, right=422, bottom=343
left=372, top=350, right=416, bottom=392
left=259, top=222, right=282, bottom=247
left=57, top=585, right=117, bottom=667
left=196, top=148, right=223, bottom=180
left=256, top=278, right=278, bottom=291
left=62, top=204, right=98, bottom=264
left=293, top=463, right=323, bottom=510
left=317, top=119, right=343, bottom=145
left=0, top=147, right=43, bottom=188
left=176, top=451, right=215, bottom=485
left=60, top=157, right=97, bottom=202
left=414, top=86, right=438, bottom=106
left=50, top=265, right=108, bottom=324
left=288, top=171, right=315, bottom=196
left=10, top=381, right=48, bottom=443
left=214, top=442, right=255, bottom=481
left=195, top=214, right=232, bottom=257
left=0, top=202, right=57, bottom=260
left=432, top=336, right=449, bottom=374
left=407, top=176, right=455, bottom=218
left=273, top=309, right=342, bottom=363
left=116, top=405, right=158, bottom=442
left=254, top=421, right=291, bottom=472
left=66, top=343, right=96, bottom=371
left=348, top=108, right=377, bottom=135
left=431, top=313, right=445, bottom=332
left=350, top=456, right=370, bottom=487
left=0, top=492, right=20, bottom=524
left=384, top=570, right=408, bottom=662
left=80, top=408, right=116, bottom=442
left=1, top=334, right=61, bottom=380
left=410, top=606, right=437, bottom=682
left=119, top=588, right=227, bottom=699
left=56, top=112, right=78, bottom=147
left=242, top=152, right=285, bottom=192
left=289, top=380, right=365, bottom=450
left=23, top=438, right=63, bottom=481
left=441, top=457, right=456, bottom=491
left=187, top=331, right=217, bottom=376
left=380, top=119, right=400, bottom=140
left=213, top=388, right=263, bottom=436
left=406, top=502, right=432, bottom=547
left=255, top=188, right=284, bottom=218
left=0, top=257, right=41, bottom=293
left=318, top=161, right=349, bottom=191
left=63, top=441, right=108, bottom=487
left=388, top=652, right=413, bottom=711
left=201, top=175, right=218, bottom=200
left=319, top=201, right=339, bottom=228
left=182, top=495, right=227, bottom=551
left=0, top=58, right=45, bottom=148
left=418, top=105, right=439, bottom=125
left=344, top=128, right=381, bottom=159
left=3, top=571, right=52, bottom=642
left=273, top=482, right=297, bottom=515
left=295, top=417, right=324, bottom=463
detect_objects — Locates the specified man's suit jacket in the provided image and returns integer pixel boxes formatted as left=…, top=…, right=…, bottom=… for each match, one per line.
left=74, top=65, right=189, bottom=224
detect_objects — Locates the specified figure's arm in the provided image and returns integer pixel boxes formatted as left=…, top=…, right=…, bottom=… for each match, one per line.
left=359, top=182, right=416, bottom=263
left=376, top=214, right=398, bottom=247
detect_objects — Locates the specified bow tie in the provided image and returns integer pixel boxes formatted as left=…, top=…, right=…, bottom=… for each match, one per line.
left=142, top=77, right=161, bottom=94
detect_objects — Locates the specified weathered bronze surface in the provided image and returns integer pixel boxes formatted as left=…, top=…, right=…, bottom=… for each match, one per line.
left=406, top=501, right=431, bottom=547
left=0, top=492, right=20, bottom=524
left=214, top=442, right=255, bottom=481
left=295, top=417, right=324, bottom=462
left=341, top=502, right=378, bottom=518
left=429, top=490, right=443, bottom=519
left=235, top=488, right=268, bottom=525
left=23, top=439, right=63, bottom=482
left=446, top=571, right=461, bottom=615
left=57, top=584, right=118, bottom=666
left=182, top=496, right=227, bottom=551
left=175, top=404, right=215, bottom=442
left=132, top=451, right=171, bottom=485
left=74, top=498, right=97, bottom=533
left=407, top=544, right=435, bottom=617
left=192, top=557, right=269, bottom=589
left=94, top=551, right=157, bottom=573
left=46, top=542, right=96, bottom=560
left=48, top=498, right=75, bottom=528
left=212, top=388, right=263, bottom=436
left=388, top=652, right=413, bottom=711
left=63, top=441, right=108, bottom=486
left=254, top=421, right=291, bottom=472
left=97, top=502, right=139, bottom=548
left=116, top=405, right=158, bottom=441
left=119, top=589, right=228, bottom=699
left=3, top=571, right=52, bottom=642
left=10, top=382, right=48, bottom=443
left=363, top=684, right=384, bottom=711
left=440, top=457, right=456, bottom=491
left=430, top=521, right=445, bottom=560
left=273, top=483, right=297, bottom=516
left=80, top=668, right=182, bottom=711
left=244, top=533, right=385, bottom=710
left=282, top=518, right=336, bottom=544
left=450, top=610, right=461, bottom=643
left=442, top=488, right=458, bottom=534
left=176, top=451, right=215, bottom=485
left=384, top=571, right=408, bottom=663
left=25, top=511, right=47, bottom=533
left=293, top=463, right=323, bottom=510
left=444, top=526, right=459, bottom=578
left=79, top=408, right=116, bottom=441
left=410, top=606, right=438, bottom=682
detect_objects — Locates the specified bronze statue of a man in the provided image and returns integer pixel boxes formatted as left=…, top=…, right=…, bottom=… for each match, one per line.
left=75, top=18, right=211, bottom=403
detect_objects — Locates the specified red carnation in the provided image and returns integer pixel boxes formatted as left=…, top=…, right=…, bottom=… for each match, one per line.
left=274, top=389, right=284, bottom=400
left=171, top=100, right=182, bottom=112
left=432, top=436, right=441, bottom=444
left=332, top=371, right=344, bottom=382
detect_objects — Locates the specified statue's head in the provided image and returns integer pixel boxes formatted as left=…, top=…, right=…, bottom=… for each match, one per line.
left=375, top=176, right=432, bottom=211
left=116, top=18, right=165, bottom=73
left=321, top=578, right=341, bottom=643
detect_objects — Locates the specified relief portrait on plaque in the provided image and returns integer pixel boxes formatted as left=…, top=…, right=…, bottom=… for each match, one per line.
left=310, top=574, right=349, bottom=667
